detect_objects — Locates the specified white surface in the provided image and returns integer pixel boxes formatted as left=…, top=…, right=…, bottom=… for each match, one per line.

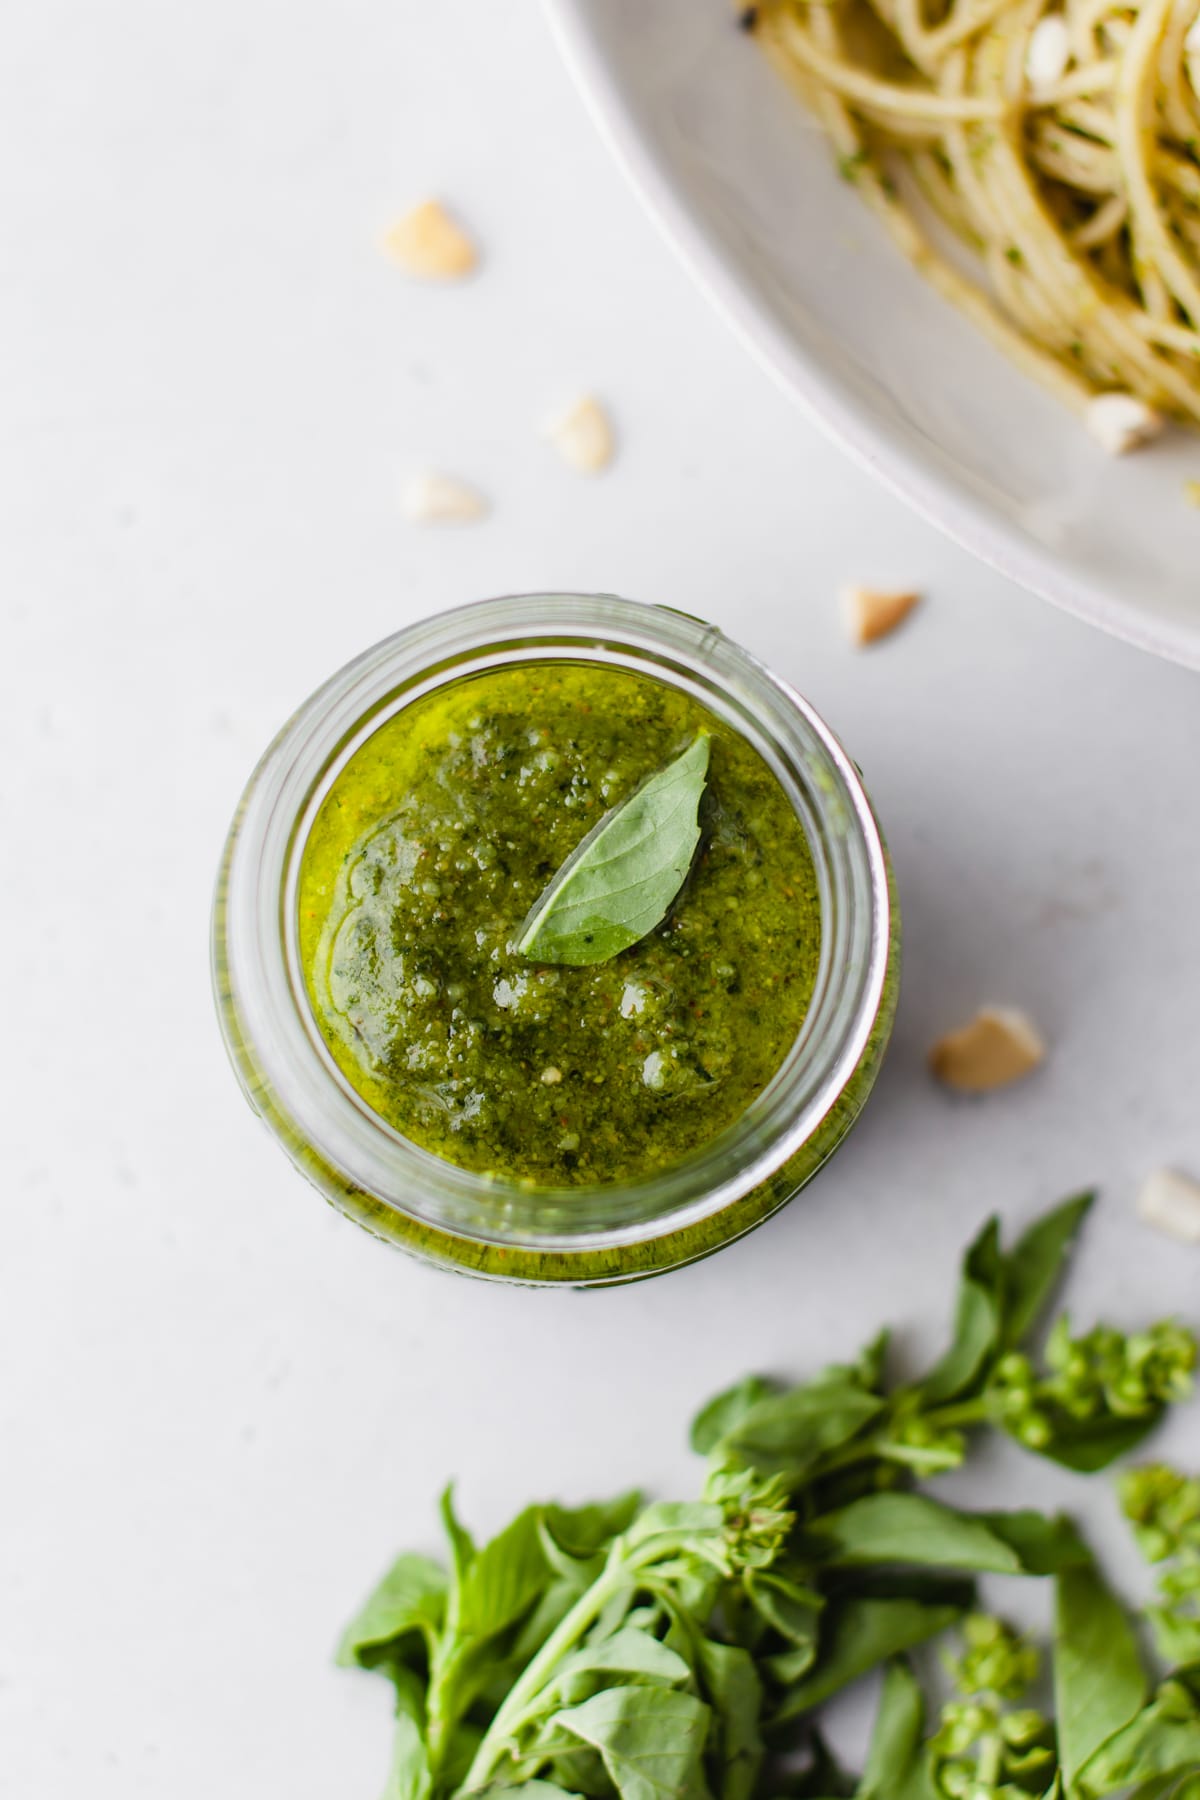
left=2, top=3, right=1199, bottom=1795
left=545, top=0, right=1200, bottom=667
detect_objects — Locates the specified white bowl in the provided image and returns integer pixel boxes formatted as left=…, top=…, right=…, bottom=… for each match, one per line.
left=545, top=0, right=1200, bottom=667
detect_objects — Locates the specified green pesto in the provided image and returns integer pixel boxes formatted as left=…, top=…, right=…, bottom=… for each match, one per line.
left=298, top=663, right=821, bottom=1186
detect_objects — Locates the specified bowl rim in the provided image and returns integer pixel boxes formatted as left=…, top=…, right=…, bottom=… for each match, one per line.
left=541, top=0, right=1200, bottom=674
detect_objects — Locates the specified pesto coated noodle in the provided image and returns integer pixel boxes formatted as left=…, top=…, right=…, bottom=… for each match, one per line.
left=748, top=0, right=1200, bottom=434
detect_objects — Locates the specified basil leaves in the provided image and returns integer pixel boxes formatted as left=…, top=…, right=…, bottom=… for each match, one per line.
left=516, top=734, right=709, bottom=966
left=338, top=1197, right=1199, bottom=1800
left=1055, top=1563, right=1147, bottom=1785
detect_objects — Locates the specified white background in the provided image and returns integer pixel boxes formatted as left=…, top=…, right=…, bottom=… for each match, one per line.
left=3, top=2, right=1199, bottom=1794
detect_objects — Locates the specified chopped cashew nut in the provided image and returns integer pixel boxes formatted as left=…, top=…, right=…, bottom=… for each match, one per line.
left=381, top=201, right=478, bottom=279
left=1025, top=14, right=1071, bottom=91
left=543, top=395, right=616, bottom=474
left=540, top=1066, right=563, bottom=1086
left=929, top=1007, right=1046, bottom=1093
left=841, top=584, right=922, bottom=646
left=1085, top=392, right=1164, bottom=455
left=400, top=473, right=488, bottom=524
left=1137, top=1168, right=1200, bottom=1244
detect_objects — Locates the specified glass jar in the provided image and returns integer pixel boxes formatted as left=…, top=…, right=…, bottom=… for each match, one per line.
left=212, top=594, right=898, bottom=1285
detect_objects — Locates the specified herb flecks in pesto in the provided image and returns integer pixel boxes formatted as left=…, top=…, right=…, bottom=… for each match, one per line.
left=299, top=664, right=820, bottom=1186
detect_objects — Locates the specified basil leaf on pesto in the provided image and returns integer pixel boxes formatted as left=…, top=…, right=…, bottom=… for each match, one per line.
left=515, top=734, right=710, bottom=966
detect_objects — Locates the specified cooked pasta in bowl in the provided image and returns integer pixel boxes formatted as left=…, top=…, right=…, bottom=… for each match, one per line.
left=751, top=0, right=1200, bottom=444
left=545, top=0, right=1200, bottom=666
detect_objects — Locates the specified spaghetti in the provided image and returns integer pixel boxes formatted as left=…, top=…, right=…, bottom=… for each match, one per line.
left=748, top=0, right=1200, bottom=443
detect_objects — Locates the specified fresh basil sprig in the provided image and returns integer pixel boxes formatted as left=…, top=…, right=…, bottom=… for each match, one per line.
left=338, top=1196, right=1198, bottom=1800
left=515, top=734, right=709, bottom=966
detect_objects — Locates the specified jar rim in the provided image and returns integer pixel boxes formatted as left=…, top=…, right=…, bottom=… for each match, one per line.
left=213, top=594, right=892, bottom=1254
